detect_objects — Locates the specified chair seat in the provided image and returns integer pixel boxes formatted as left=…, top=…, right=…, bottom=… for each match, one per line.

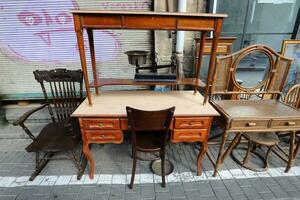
left=26, top=122, right=78, bottom=153
left=243, top=132, right=279, bottom=146
left=136, top=131, right=164, bottom=152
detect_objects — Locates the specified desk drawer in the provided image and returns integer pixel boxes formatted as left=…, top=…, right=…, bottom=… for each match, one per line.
left=270, top=119, right=300, bottom=129
left=82, top=118, right=120, bottom=130
left=85, top=130, right=123, bottom=143
left=174, top=117, right=210, bottom=129
left=230, top=119, right=269, bottom=130
left=171, top=129, right=207, bottom=142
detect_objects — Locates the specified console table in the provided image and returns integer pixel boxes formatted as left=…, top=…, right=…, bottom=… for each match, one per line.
left=72, top=90, right=219, bottom=178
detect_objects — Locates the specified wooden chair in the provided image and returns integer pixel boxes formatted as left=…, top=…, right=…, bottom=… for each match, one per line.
left=126, top=106, right=175, bottom=189
left=13, top=68, right=86, bottom=181
left=275, top=83, right=300, bottom=172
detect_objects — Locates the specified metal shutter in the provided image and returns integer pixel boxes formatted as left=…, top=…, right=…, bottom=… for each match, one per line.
left=0, top=0, right=152, bottom=100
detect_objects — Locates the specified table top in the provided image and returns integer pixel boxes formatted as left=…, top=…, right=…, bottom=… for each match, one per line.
left=72, top=90, right=220, bottom=117
left=212, top=100, right=300, bottom=119
left=70, top=10, right=228, bottom=18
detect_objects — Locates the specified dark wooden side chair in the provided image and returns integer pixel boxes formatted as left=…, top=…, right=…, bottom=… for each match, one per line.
left=126, top=106, right=175, bottom=189
left=13, top=68, right=85, bottom=181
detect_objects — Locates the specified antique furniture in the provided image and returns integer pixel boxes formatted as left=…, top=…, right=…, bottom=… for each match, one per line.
left=13, top=69, right=85, bottom=181
left=71, top=10, right=226, bottom=179
left=231, top=132, right=279, bottom=171
left=126, top=106, right=175, bottom=188
left=272, top=83, right=300, bottom=172
left=71, top=10, right=227, bottom=105
left=208, top=44, right=300, bottom=176
left=72, top=90, right=219, bottom=178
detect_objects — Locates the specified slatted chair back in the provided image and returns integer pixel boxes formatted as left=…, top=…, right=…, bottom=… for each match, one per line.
left=33, top=68, right=83, bottom=122
left=284, top=83, right=300, bottom=109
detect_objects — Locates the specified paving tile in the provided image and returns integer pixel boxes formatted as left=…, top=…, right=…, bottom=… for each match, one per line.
left=241, top=185, right=263, bottom=200
left=109, top=184, right=125, bottom=200
left=197, top=181, right=215, bottom=197
left=223, top=180, right=244, bottom=195
left=267, top=184, right=291, bottom=199
left=169, top=183, right=185, bottom=199
left=77, top=186, right=95, bottom=200
left=259, top=192, right=277, bottom=200
left=93, top=192, right=109, bottom=200
left=230, top=193, right=248, bottom=200
left=248, top=178, right=271, bottom=194
left=209, top=180, right=226, bottom=189
left=140, top=184, right=155, bottom=200
left=124, top=192, right=141, bottom=200
left=155, top=192, right=171, bottom=200
left=185, top=190, right=201, bottom=200
left=213, top=188, right=232, bottom=200
left=0, top=196, right=16, bottom=200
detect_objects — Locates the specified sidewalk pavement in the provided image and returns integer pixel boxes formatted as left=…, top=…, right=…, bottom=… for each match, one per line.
left=0, top=124, right=300, bottom=200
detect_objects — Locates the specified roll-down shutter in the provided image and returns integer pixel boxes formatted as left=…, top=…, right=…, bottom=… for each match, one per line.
left=0, top=0, right=152, bottom=100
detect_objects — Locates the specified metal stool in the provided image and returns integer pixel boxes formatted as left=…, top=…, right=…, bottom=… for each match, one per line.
left=231, top=132, right=279, bottom=171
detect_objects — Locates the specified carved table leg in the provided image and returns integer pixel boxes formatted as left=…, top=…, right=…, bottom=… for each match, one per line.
left=83, top=142, right=95, bottom=179
left=285, top=131, right=296, bottom=173
left=197, top=141, right=208, bottom=176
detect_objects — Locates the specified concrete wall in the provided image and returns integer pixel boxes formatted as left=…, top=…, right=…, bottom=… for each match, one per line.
left=154, top=0, right=206, bottom=77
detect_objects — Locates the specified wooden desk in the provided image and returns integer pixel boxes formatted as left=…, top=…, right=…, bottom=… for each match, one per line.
left=211, top=99, right=300, bottom=176
left=72, top=90, right=219, bottom=178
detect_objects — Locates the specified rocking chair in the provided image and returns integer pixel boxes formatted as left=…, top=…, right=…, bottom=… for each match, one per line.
left=13, top=68, right=86, bottom=181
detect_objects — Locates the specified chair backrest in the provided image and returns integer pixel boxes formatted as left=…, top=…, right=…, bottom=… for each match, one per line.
left=126, top=106, right=175, bottom=132
left=33, top=68, right=83, bottom=122
left=284, top=83, right=300, bottom=109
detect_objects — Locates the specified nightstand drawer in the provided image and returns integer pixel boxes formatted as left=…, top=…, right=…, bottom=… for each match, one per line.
left=82, top=118, right=120, bottom=130
left=270, top=119, right=300, bottom=129
left=85, top=130, right=123, bottom=143
left=230, top=119, right=269, bottom=130
left=174, top=117, right=210, bottom=129
left=171, top=129, right=207, bottom=142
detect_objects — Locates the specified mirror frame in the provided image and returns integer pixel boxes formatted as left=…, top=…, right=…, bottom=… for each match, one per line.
left=232, top=48, right=274, bottom=91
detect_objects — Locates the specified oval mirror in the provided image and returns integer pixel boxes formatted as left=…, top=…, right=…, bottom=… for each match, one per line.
left=235, top=50, right=271, bottom=88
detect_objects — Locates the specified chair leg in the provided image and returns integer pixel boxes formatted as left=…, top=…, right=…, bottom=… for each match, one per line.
left=161, top=150, right=166, bottom=188
left=129, top=150, right=137, bottom=189
left=29, top=152, right=51, bottom=181
left=70, top=150, right=86, bottom=180
left=264, top=145, right=273, bottom=169
left=243, top=141, right=252, bottom=165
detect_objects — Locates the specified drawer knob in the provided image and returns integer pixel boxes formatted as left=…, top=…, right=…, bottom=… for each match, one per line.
left=286, top=121, right=296, bottom=126
left=99, top=123, right=104, bottom=127
left=246, top=122, right=256, bottom=127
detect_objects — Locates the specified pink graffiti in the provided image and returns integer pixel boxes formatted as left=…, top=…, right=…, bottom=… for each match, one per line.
left=0, top=0, right=121, bottom=63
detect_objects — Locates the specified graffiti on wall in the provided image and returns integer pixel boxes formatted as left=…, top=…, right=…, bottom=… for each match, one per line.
left=0, top=0, right=150, bottom=64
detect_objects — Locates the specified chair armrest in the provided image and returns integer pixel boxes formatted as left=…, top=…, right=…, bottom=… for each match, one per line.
left=13, top=104, right=48, bottom=126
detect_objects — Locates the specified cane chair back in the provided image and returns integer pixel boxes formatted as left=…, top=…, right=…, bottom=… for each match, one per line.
left=33, top=68, right=83, bottom=122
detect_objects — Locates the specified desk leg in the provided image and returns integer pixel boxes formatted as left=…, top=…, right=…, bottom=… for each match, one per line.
left=286, top=131, right=296, bottom=173
left=213, top=130, right=229, bottom=177
left=197, top=141, right=208, bottom=176
left=83, top=142, right=95, bottom=179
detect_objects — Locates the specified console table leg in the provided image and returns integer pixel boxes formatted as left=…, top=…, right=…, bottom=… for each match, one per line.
left=286, top=131, right=296, bottom=173
left=197, top=141, right=208, bottom=176
left=213, top=130, right=229, bottom=177
left=83, top=142, right=95, bottom=179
